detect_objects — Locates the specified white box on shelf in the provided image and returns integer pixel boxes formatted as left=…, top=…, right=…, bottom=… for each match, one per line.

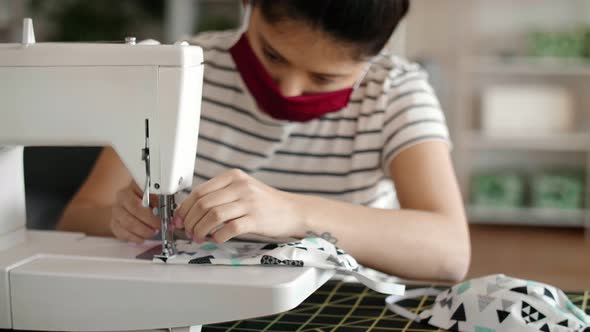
left=481, top=85, right=575, bottom=135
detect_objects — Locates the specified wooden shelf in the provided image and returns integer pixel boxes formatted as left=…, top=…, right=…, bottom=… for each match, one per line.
left=468, top=206, right=587, bottom=228
left=463, top=132, right=590, bottom=151
left=451, top=2, right=590, bottom=230
left=463, top=56, right=590, bottom=76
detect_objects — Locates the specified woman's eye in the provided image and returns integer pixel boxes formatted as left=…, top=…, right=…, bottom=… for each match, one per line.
left=263, top=48, right=282, bottom=64
left=312, top=75, right=334, bottom=85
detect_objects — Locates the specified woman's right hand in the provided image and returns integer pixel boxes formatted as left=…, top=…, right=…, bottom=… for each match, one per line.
left=109, top=181, right=161, bottom=244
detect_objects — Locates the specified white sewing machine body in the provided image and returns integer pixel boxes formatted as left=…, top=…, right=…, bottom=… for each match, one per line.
left=0, top=225, right=331, bottom=331
left=0, top=40, right=203, bottom=196
left=0, top=21, right=332, bottom=331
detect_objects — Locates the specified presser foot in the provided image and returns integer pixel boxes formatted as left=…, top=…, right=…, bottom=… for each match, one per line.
left=153, top=194, right=177, bottom=261
left=154, top=240, right=177, bottom=261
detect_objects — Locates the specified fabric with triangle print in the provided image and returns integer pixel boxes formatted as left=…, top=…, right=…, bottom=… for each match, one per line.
left=153, top=237, right=406, bottom=295
left=386, top=274, right=590, bottom=331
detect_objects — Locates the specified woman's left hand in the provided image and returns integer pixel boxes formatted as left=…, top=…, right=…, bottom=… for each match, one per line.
left=173, top=169, right=305, bottom=243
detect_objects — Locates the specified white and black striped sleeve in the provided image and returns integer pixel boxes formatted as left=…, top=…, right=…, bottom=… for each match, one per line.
left=380, top=67, right=450, bottom=175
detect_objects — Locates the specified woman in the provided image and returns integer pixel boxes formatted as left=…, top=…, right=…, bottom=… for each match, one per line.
left=58, top=0, right=470, bottom=281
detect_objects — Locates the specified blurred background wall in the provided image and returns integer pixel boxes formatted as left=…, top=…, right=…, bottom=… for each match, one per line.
left=1, top=0, right=589, bottom=233
left=405, top=0, right=590, bottom=230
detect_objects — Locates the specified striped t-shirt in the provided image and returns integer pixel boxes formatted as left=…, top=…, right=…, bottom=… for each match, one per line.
left=179, top=30, right=450, bottom=209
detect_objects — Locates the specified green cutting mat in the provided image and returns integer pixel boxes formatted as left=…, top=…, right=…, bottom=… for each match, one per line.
left=203, top=280, right=590, bottom=332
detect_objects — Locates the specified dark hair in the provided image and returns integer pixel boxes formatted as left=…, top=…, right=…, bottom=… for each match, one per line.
left=252, top=0, right=410, bottom=59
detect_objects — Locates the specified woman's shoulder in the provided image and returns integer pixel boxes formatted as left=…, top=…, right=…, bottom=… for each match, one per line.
left=365, top=55, right=449, bottom=170
left=329, top=55, right=436, bottom=123
left=186, top=30, right=239, bottom=52
left=355, top=54, right=438, bottom=117
left=366, top=54, right=431, bottom=95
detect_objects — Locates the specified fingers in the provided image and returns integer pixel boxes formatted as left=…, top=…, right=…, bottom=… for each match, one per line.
left=129, top=181, right=160, bottom=208
left=149, top=194, right=160, bottom=209
left=110, top=218, right=147, bottom=245
left=210, top=217, right=254, bottom=243
left=113, top=205, right=159, bottom=239
left=176, top=169, right=247, bottom=221
left=130, top=181, right=142, bottom=195
left=121, top=190, right=161, bottom=230
left=110, top=182, right=162, bottom=245
left=183, top=184, right=243, bottom=237
left=190, top=201, right=249, bottom=243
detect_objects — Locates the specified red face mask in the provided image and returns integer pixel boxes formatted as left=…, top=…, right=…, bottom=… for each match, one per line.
left=229, top=34, right=354, bottom=122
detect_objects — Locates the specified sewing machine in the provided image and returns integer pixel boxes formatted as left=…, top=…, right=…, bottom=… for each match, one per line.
left=0, top=19, right=332, bottom=331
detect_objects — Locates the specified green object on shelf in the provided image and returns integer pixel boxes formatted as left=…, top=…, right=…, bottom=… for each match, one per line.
left=470, top=172, right=525, bottom=208
left=531, top=171, right=585, bottom=210
left=529, top=28, right=588, bottom=58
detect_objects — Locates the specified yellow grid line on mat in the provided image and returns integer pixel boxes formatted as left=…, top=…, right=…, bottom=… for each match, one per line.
left=295, top=281, right=343, bottom=332
left=308, top=312, right=408, bottom=330
left=298, top=289, right=415, bottom=331
left=328, top=285, right=370, bottom=332
left=215, top=327, right=260, bottom=332
left=247, top=311, right=404, bottom=321
left=286, top=293, right=365, bottom=315
left=366, top=303, right=391, bottom=331
left=401, top=292, right=429, bottom=332
left=260, top=308, right=290, bottom=332
left=224, top=318, right=242, bottom=332
left=204, top=282, right=590, bottom=332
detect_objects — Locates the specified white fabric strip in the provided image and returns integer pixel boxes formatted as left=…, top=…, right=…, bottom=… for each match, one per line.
left=385, top=288, right=442, bottom=321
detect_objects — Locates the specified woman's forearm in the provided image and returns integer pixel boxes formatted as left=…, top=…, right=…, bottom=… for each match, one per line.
left=56, top=205, right=113, bottom=237
left=292, top=194, right=470, bottom=282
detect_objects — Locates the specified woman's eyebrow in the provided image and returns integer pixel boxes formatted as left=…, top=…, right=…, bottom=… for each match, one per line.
left=259, top=33, right=352, bottom=78
left=259, top=34, right=290, bottom=64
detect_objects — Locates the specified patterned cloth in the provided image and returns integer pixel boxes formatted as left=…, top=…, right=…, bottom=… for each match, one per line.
left=386, top=274, right=590, bottom=332
left=154, top=237, right=405, bottom=295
